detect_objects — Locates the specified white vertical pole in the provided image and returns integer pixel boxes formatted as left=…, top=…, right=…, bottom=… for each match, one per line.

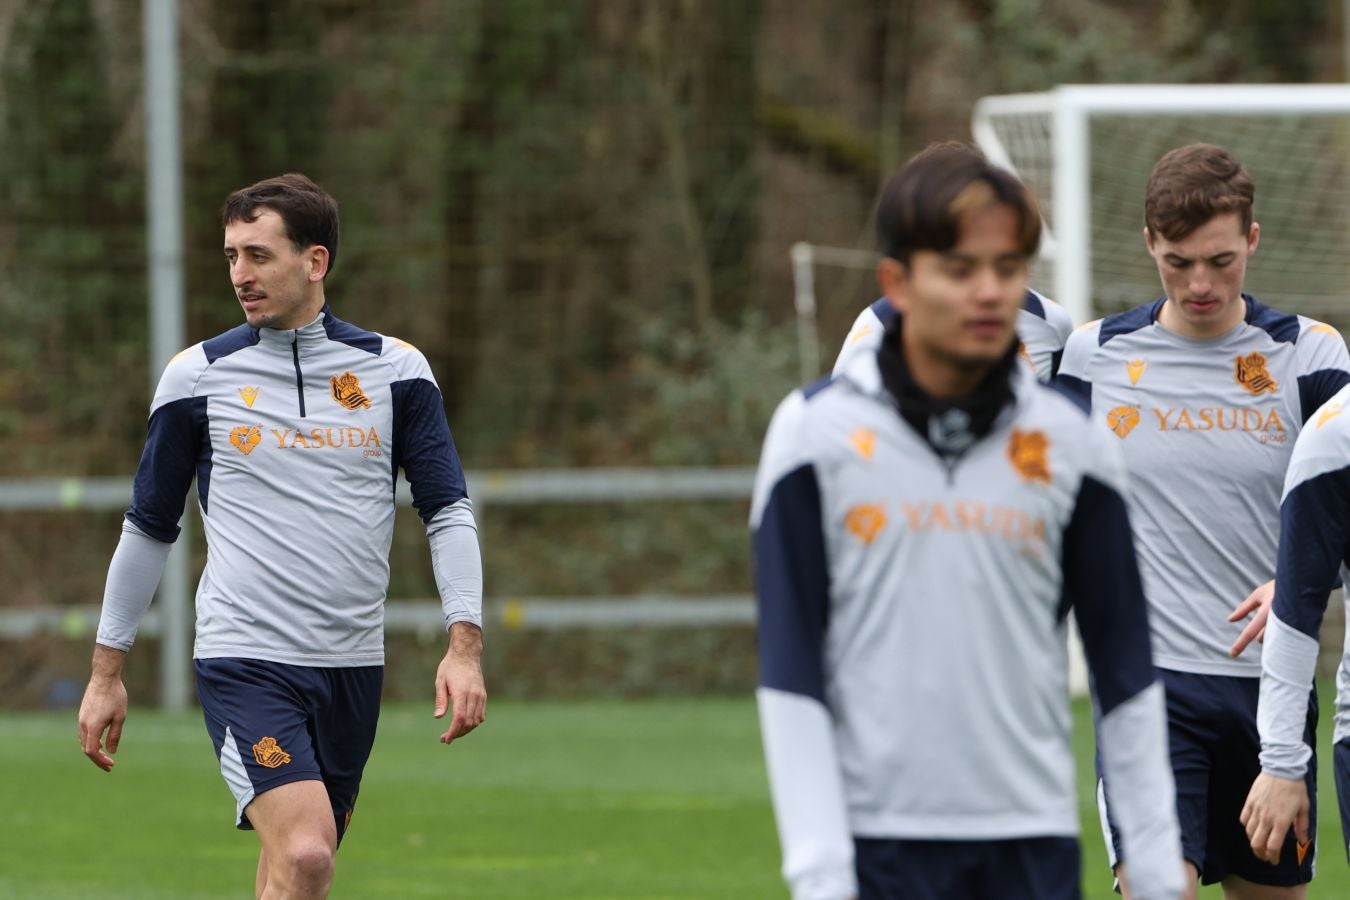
left=790, top=242, right=820, bottom=382
left=1053, top=88, right=1092, bottom=325
left=144, top=0, right=190, bottom=711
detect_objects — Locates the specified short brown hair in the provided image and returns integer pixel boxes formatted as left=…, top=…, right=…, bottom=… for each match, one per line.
left=221, top=173, right=341, bottom=276
left=875, top=141, right=1041, bottom=264
left=1144, top=144, right=1254, bottom=242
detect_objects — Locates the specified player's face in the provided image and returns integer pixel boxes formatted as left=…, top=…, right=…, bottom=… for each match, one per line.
left=880, top=202, right=1027, bottom=387
left=1147, top=211, right=1259, bottom=340
left=223, top=209, right=327, bottom=330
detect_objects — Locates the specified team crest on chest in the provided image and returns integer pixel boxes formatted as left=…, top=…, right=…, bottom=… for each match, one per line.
left=1007, top=430, right=1051, bottom=484
left=1318, top=403, right=1345, bottom=430
left=330, top=371, right=372, bottom=410
left=238, top=386, right=259, bottom=408
left=1234, top=352, right=1278, bottom=395
left=1106, top=406, right=1141, bottom=439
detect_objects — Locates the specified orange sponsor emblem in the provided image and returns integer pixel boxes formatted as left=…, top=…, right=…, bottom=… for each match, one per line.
left=1235, top=352, right=1278, bottom=395
left=252, top=737, right=292, bottom=769
left=229, top=425, right=262, bottom=455
left=330, top=371, right=372, bottom=410
left=844, top=504, right=887, bottom=545
left=1318, top=403, right=1344, bottom=430
left=849, top=427, right=877, bottom=460
left=1106, top=406, right=1140, bottom=439
left=1126, top=359, right=1146, bottom=386
left=1007, top=430, right=1051, bottom=485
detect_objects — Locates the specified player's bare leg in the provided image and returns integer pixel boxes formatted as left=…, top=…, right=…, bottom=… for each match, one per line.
left=246, top=780, right=337, bottom=900
left=1221, top=877, right=1305, bottom=899
left=1118, top=861, right=1199, bottom=900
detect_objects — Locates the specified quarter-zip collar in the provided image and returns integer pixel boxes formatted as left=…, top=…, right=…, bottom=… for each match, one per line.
left=255, top=306, right=330, bottom=354
left=876, top=312, right=1020, bottom=461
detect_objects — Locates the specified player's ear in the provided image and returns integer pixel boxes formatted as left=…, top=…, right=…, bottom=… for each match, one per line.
left=307, top=245, right=330, bottom=282
left=1142, top=226, right=1155, bottom=255
left=878, top=257, right=909, bottom=313
left=1247, top=221, right=1260, bottom=256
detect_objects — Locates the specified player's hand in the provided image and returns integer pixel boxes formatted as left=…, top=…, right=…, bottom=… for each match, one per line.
left=77, top=674, right=128, bottom=772
left=1228, top=579, right=1275, bottom=657
left=433, top=622, right=486, bottom=745
left=1241, top=772, right=1309, bottom=865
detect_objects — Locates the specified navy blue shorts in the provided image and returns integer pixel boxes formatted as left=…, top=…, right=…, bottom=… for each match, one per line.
left=854, top=836, right=1080, bottom=899
left=195, top=658, right=383, bottom=844
left=1333, top=739, right=1350, bottom=863
left=1099, top=668, right=1316, bottom=886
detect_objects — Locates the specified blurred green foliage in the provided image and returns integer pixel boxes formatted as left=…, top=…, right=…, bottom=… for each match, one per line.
left=1, top=0, right=1343, bottom=701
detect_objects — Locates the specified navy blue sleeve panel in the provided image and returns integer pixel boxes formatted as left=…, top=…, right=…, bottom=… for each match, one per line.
left=754, top=464, right=830, bottom=705
left=391, top=378, right=468, bottom=524
left=322, top=308, right=384, bottom=355
left=1048, top=349, right=1064, bottom=381
left=1299, top=370, right=1350, bottom=425
left=1054, top=373, right=1092, bottom=410
left=126, top=396, right=208, bottom=542
left=202, top=324, right=259, bottom=363
left=1245, top=295, right=1300, bottom=344
left=1021, top=289, right=1046, bottom=319
left=1272, top=467, right=1350, bottom=638
left=1063, top=475, right=1155, bottom=716
left=869, top=297, right=898, bottom=327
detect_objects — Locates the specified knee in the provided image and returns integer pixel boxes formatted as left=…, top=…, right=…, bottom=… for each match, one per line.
left=280, top=840, right=335, bottom=891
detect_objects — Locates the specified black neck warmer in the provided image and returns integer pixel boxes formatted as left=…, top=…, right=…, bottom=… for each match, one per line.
left=877, top=314, right=1020, bottom=460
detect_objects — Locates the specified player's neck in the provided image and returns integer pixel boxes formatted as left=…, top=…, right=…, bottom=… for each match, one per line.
left=1157, top=295, right=1247, bottom=340
left=900, top=332, right=992, bottom=401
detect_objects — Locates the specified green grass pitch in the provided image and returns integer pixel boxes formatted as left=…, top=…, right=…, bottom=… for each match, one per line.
left=2, top=688, right=1346, bottom=898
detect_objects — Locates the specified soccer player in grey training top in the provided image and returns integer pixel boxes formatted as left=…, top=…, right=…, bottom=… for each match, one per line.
left=753, top=142, right=1182, bottom=900
left=1058, top=144, right=1350, bottom=900
left=77, top=174, right=487, bottom=900
left=1241, top=381, right=1350, bottom=867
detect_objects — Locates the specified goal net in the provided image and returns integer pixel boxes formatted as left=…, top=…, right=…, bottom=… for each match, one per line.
left=972, top=85, right=1350, bottom=330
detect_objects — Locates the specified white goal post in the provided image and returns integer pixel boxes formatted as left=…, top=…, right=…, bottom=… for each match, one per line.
left=972, top=84, right=1350, bottom=326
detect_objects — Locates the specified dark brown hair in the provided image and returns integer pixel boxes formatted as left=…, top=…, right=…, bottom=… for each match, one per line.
left=1145, top=144, right=1254, bottom=241
left=221, top=173, right=340, bottom=276
left=875, top=141, right=1041, bottom=264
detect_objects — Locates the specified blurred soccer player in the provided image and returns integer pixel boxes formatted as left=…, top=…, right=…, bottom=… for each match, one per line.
left=753, top=142, right=1183, bottom=900
left=835, top=283, right=1073, bottom=380
left=1241, top=384, right=1350, bottom=869
left=1058, top=144, right=1350, bottom=899
left=76, top=174, right=486, bottom=900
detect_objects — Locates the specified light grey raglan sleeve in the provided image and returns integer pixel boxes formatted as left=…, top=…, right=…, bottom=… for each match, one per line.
left=386, top=339, right=483, bottom=630
left=96, top=345, right=207, bottom=651
left=1065, top=423, right=1183, bottom=900
left=1259, top=388, right=1350, bottom=779
left=752, top=391, right=855, bottom=900
left=831, top=304, right=886, bottom=377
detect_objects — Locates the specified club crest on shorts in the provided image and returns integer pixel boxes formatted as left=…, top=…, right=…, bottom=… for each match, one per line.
left=1106, top=405, right=1140, bottom=439
left=1007, top=430, right=1051, bottom=484
left=330, top=371, right=372, bottom=410
left=252, top=736, right=292, bottom=768
left=1235, top=352, right=1278, bottom=395
left=230, top=425, right=262, bottom=455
